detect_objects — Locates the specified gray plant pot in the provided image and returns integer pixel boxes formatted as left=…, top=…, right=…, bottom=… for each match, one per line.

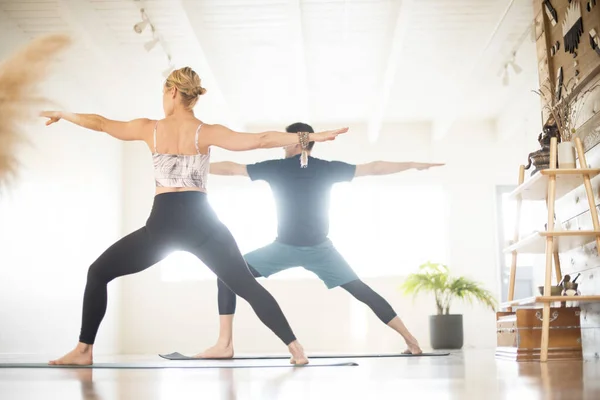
left=429, top=314, right=463, bottom=350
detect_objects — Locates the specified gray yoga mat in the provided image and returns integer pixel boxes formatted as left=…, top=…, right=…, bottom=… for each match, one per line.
left=0, top=360, right=358, bottom=369
left=159, top=352, right=450, bottom=360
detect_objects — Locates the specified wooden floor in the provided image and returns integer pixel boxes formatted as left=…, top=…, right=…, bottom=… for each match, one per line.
left=0, top=350, right=599, bottom=399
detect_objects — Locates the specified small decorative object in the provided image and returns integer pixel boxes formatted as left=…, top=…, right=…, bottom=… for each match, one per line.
left=537, top=285, right=563, bottom=296
left=298, top=131, right=310, bottom=168
left=551, top=40, right=560, bottom=56
left=556, top=67, right=564, bottom=101
left=563, top=1, right=583, bottom=54
left=590, top=28, right=600, bottom=56
left=544, top=0, right=558, bottom=26
left=400, top=262, right=497, bottom=350
left=559, top=274, right=571, bottom=306
left=562, top=273, right=581, bottom=307
left=524, top=124, right=561, bottom=174
left=558, top=140, right=577, bottom=168
left=588, top=0, right=597, bottom=12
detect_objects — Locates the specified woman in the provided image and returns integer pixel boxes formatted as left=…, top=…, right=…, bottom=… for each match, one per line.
left=41, top=66, right=348, bottom=365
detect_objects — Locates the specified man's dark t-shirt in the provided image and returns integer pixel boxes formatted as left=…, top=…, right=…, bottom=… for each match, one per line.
left=246, top=155, right=356, bottom=246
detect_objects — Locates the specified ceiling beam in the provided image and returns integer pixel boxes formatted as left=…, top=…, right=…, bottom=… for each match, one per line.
left=178, top=0, right=245, bottom=131
left=367, top=0, right=414, bottom=143
left=432, top=0, right=518, bottom=141
left=287, top=0, right=310, bottom=122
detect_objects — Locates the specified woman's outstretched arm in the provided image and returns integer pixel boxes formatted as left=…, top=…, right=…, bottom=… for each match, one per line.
left=203, top=124, right=348, bottom=152
left=40, top=111, right=153, bottom=141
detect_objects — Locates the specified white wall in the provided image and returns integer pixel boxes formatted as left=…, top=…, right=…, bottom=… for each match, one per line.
left=0, top=60, right=123, bottom=355
left=118, top=119, right=537, bottom=354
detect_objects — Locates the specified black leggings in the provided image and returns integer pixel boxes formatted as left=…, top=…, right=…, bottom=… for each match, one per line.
left=79, top=192, right=296, bottom=345
left=218, top=270, right=397, bottom=324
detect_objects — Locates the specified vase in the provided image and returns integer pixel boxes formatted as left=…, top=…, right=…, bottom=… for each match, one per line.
left=558, top=141, right=576, bottom=169
left=429, top=314, right=463, bottom=349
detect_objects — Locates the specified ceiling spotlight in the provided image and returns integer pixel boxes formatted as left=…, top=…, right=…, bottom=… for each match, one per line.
left=144, top=37, right=159, bottom=52
left=133, top=19, right=148, bottom=34
left=508, top=53, right=522, bottom=74
left=509, top=61, right=522, bottom=74
left=133, top=9, right=149, bottom=34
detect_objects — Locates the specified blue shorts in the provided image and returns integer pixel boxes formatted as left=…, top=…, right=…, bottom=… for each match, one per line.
left=244, top=239, right=358, bottom=289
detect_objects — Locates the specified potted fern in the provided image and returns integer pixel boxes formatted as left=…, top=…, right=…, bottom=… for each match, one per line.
left=400, top=262, right=497, bottom=349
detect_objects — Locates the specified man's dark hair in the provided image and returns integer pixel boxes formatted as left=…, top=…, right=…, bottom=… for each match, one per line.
left=286, top=122, right=315, bottom=151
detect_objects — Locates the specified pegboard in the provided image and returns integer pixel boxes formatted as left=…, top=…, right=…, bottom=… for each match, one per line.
left=533, top=0, right=600, bottom=122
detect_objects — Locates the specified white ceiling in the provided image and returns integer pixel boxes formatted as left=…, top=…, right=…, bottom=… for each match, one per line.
left=0, top=0, right=539, bottom=138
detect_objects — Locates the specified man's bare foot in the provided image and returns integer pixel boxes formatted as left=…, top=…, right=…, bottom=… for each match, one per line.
left=49, top=343, right=93, bottom=365
left=387, top=317, right=423, bottom=354
left=194, top=343, right=234, bottom=359
left=288, top=341, right=309, bottom=365
left=403, top=339, right=423, bottom=355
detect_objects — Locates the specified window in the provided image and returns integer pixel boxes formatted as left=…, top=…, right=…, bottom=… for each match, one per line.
left=496, top=186, right=545, bottom=301
left=329, top=181, right=447, bottom=277
left=160, top=181, right=276, bottom=282
left=160, top=181, right=448, bottom=281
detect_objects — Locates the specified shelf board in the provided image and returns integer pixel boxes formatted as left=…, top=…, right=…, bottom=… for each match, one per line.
left=501, top=295, right=600, bottom=309
left=508, top=168, right=600, bottom=201
left=503, top=230, right=600, bottom=254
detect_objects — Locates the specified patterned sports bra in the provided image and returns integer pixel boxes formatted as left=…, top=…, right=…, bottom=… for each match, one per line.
left=152, top=121, right=210, bottom=189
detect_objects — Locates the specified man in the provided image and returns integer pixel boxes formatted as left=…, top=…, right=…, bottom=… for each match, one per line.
left=200, top=122, right=444, bottom=358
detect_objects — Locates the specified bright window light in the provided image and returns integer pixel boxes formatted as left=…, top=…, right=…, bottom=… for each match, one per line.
left=500, top=192, right=546, bottom=268
left=329, top=182, right=447, bottom=277
left=160, top=181, right=448, bottom=282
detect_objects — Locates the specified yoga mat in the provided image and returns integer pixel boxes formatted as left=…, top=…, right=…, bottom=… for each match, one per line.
left=159, top=352, right=450, bottom=361
left=0, top=360, right=358, bottom=369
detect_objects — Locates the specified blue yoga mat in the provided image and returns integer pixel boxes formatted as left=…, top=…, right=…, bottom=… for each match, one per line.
left=159, top=351, right=450, bottom=360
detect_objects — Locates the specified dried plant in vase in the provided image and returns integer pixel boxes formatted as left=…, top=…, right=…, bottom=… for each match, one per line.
left=0, top=34, right=71, bottom=193
left=532, top=77, right=600, bottom=169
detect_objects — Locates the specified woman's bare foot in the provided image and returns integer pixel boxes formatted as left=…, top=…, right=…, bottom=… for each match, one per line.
left=288, top=341, right=309, bottom=365
left=403, top=339, right=423, bottom=355
left=49, top=343, right=93, bottom=365
left=194, top=342, right=234, bottom=359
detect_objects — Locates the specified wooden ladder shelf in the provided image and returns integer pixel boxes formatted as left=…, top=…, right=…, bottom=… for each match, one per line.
left=499, top=136, right=600, bottom=362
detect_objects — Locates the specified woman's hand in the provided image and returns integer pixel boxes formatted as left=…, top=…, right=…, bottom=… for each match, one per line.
left=310, top=127, right=349, bottom=142
left=38, top=112, right=150, bottom=141
left=412, top=162, right=445, bottom=170
left=40, top=111, right=62, bottom=126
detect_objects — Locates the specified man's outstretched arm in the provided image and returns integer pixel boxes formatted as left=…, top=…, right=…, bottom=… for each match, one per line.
left=354, top=161, right=444, bottom=177
left=209, top=162, right=249, bottom=177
